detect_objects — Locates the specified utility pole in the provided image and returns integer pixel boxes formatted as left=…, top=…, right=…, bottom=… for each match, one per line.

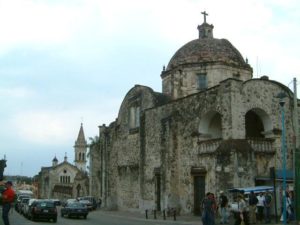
left=293, top=78, right=300, bottom=224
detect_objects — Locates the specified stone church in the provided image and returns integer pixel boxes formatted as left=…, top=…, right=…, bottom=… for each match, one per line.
left=89, top=14, right=300, bottom=215
left=38, top=124, right=89, bottom=199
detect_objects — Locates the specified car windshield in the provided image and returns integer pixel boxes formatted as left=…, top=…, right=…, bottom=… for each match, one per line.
left=68, top=202, right=84, bottom=208
left=22, top=198, right=30, bottom=203
left=37, top=201, right=54, bottom=207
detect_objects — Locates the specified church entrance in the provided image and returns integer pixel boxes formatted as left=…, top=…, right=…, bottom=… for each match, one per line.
left=192, top=168, right=206, bottom=216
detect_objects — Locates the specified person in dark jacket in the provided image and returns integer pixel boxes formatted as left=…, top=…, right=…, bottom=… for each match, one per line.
left=248, top=191, right=258, bottom=224
left=219, top=191, right=229, bottom=224
left=202, top=192, right=216, bottom=225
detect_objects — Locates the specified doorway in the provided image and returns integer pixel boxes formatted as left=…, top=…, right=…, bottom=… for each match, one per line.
left=194, top=175, right=205, bottom=215
left=155, top=174, right=161, bottom=211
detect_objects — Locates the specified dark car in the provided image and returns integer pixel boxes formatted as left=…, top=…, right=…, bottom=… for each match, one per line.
left=79, top=196, right=97, bottom=210
left=61, top=202, right=88, bottom=219
left=28, top=199, right=57, bottom=222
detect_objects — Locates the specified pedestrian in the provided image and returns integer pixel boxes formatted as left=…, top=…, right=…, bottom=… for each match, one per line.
left=234, top=193, right=249, bottom=225
left=287, top=191, right=295, bottom=221
left=219, top=191, right=229, bottom=224
left=248, top=191, right=258, bottom=224
left=280, top=191, right=291, bottom=222
left=1, top=181, right=16, bottom=225
left=256, top=192, right=265, bottom=222
left=264, top=191, right=272, bottom=223
left=202, top=192, right=216, bottom=225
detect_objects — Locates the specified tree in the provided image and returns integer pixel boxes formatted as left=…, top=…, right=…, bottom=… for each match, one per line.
left=87, top=136, right=101, bottom=158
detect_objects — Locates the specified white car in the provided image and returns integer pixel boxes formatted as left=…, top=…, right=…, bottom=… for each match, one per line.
left=23, top=199, right=38, bottom=218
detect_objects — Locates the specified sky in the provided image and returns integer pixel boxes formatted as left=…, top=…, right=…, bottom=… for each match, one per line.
left=0, top=0, right=299, bottom=177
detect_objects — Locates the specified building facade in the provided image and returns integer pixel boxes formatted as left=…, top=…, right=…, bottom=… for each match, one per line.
left=89, top=16, right=300, bottom=215
left=38, top=124, right=89, bottom=200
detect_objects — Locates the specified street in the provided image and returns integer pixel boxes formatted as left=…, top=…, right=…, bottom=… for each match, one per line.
left=6, top=208, right=202, bottom=225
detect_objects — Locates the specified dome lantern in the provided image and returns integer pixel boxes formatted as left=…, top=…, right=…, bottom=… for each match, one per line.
left=197, top=11, right=214, bottom=39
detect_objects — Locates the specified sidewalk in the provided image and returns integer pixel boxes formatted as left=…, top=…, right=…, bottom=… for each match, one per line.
left=94, top=208, right=297, bottom=225
left=95, top=209, right=202, bottom=224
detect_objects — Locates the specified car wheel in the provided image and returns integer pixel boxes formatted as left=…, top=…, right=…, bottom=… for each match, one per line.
left=53, top=218, right=57, bottom=223
left=84, top=215, right=87, bottom=219
left=61, top=212, right=64, bottom=217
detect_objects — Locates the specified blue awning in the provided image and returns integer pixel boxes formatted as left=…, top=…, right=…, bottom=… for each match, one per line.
left=228, top=186, right=274, bottom=194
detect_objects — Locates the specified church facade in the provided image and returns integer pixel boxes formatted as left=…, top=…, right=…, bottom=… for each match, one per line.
left=38, top=124, right=89, bottom=200
left=89, top=15, right=300, bottom=215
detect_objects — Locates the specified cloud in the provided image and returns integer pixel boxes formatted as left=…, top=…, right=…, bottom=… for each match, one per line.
left=0, top=0, right=88, bottom=54
left=0, top=87, right=35, bottom=98
left=9, top=97, right=122, bottom=146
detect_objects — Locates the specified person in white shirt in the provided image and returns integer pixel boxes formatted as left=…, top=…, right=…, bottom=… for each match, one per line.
left=256, top=192, right=265, bottom=222
left=234, top=194, right=249, bottom=225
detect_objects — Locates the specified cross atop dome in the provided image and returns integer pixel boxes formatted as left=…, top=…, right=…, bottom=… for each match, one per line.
left=201, top=11, right=208, bottom=23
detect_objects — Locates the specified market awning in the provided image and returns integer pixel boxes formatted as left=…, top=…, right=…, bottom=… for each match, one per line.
left=228, top=185, right=273, bottom=194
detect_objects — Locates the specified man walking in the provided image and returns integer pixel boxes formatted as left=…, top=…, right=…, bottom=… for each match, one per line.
left=256, top=192, right=265, bottom=223
left=219, top=191, right=229, bottom=224
left=248, top=191, right=258, bottom=224
left=1, top=181, right=15, bottom=225
left=264, top=191, right=272, bottom=223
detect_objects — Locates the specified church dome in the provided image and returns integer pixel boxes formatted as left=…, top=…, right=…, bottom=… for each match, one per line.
left=166, top=38, right=251, bottom=71
left=161, top=12, right=253, bottom=100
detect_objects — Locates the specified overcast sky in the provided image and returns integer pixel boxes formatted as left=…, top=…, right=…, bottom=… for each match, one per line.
left=0, top=0, right=299, bottom=177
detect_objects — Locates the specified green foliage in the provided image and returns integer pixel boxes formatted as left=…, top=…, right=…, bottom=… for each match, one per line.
left=87, top=136, right=101, bottom=157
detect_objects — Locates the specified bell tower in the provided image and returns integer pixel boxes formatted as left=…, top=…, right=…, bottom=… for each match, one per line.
left=74, top=123, right=87, bottom=171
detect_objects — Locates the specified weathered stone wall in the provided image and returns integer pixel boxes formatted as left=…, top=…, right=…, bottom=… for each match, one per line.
left=93, top=78, right=298, bottom=215
left=89, top=146, right=101, bottom=199
left=162, top=64, right=252, bottom=99
left=140, top=78, right=296, bottom=214
left=102, top=85, right=161, bottom=210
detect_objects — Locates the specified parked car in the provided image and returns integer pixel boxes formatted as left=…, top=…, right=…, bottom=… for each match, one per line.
left=23, top=198, right=37, bottom=218
left=79, top=199, right=93, bottom=211
left=62, top=198, right=77, bottom=207
left=78, top=196, right=97, bottom=210
left=15, top=195, right=31, bottom=212
left=61, top=201, right=88, bottom=219
left=20, top=197, right=30, bottom=215
left=27, top=199, right=57, bottom=222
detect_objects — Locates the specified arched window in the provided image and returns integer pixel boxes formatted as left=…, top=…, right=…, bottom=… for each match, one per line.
left=197, top=73, right=207, bottom=90
left=245, top=108, right=272, bottom=138
left=199, top=111, right=222, bottom=139
left=245, top=111, right=264, bottom=138
left=129, top=106, right=140, bottom=128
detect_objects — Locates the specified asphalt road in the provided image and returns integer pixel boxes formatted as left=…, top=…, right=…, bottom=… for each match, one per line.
left=7, top=208, right=202, bottom=225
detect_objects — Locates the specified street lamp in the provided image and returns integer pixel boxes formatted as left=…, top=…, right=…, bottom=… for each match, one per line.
left=277, top=92, right=287, bottom=225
